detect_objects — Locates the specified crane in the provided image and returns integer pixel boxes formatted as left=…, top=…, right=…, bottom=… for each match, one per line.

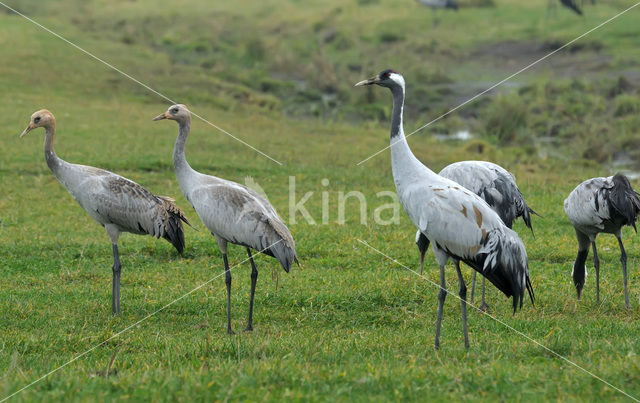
left=20, top=109, right=189, bottom=315
left=153, top=104, right=298, bottom=334
left=548, top=0, right=583, bottom=17
left=560, top=0, right=583, bottom=15
left=564, top=174, right=640, bottom=308
left=416, top=160, right=537, bottom=312
left=356, top=70, right=534, bottom=348
left=415, top=0, right=458, bottom=25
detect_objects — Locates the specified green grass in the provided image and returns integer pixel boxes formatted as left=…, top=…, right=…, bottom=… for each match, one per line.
left=1, top=0, right=640, bottom=401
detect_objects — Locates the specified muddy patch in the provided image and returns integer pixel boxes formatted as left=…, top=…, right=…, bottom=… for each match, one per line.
left=469, top=39, right=614, bottom=78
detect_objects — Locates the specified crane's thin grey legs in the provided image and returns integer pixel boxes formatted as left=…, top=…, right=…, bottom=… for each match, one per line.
left=111, top=244, right=121, bottom=316
left=434, top=264, right=447, bottom=350
left=470, top=271, right=476, bottom=304
left=454, top=261, right=469, bottom=349
left=616, top=234, right=630, bottom=308
left=591, top=241, right=600, bottom=304
left=223, top=253, right=234, bottom=335
left=246, top=248, right=259, bottom=331
left=480, top=276, right=489, bottom=312
left=470, top=272, right=489, bottom=312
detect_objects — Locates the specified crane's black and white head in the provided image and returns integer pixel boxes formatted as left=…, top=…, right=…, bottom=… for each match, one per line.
left=20, top=109, right=56, bottom=138
left=153, top=104, right=191, bottom=123
left=355, top=69, right=405, bottom=90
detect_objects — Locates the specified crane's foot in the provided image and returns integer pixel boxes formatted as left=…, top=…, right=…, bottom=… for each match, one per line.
left=479, top=302, right=490, bottom=313
left=227, top=328, right=235, bottom=335
left=244, top=325, right=254, bottom=332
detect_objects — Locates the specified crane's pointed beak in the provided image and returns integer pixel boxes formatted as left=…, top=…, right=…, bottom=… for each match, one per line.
left=152, top=112, right=168, bottom=121
left=354, top=75, right=380, bottom=87
left=20, top=123, right=35, bottom=138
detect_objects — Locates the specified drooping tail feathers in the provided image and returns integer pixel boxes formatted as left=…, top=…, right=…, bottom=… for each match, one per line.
left=476, top=228, right=534, bottom=313
left=609, top=173, right=640, bottom=232
left=515, top=194, right=540, bottom=236
left=262, top=216, right=298, bottom=273
left=157, top=196, right=191, bottom=254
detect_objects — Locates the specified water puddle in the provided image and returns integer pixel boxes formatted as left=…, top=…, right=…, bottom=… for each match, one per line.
left=434, top=129, right=473, bottom=141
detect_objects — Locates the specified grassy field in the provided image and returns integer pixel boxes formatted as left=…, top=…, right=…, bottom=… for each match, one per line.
left=1, top=0, right=640, bottom=400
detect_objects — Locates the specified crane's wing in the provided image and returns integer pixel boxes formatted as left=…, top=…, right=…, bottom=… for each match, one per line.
left=440, top=161, right=535, bottom=230
left=564, top=177, right=611, bottom=231
left=413, top=185, right=532, bottom=309
left=188, top=180, right=298, bottom=270
left=414, top=185, right=503, bottom=261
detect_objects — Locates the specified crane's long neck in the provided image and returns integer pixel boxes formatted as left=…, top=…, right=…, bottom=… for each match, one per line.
left=43, top=124, right=63, bottom=174
left=173, top=119, right=197, bottom=182
left=388, top=84, right=435, bottom=182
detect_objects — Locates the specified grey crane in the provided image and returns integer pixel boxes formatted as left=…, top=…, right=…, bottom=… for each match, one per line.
left=565, top=173, right=640, bottom=308
left=415, top=0, right=458, bottom=25
left=548, top=0, right=583, bottom=16
left=153, top=104, right=298, bottom=334
left=20, top=109, right=189, bottom=315
left=356, top=70, right=534, bottom=348
left=416, top=160, right=537, bottom=312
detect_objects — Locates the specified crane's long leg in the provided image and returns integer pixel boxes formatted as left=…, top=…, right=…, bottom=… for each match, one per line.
left=111, top=244, right=121, bottom=316
left=223, top=253, right=234, bottom=335
left=616, top=234, right=630, bottom=308
left=470, top=271, right=476, bottom=304
left=434, top=264, right=447, bottom=350
left=454, top=261, right=469, bottom=348
left=591, top=241, right=600, bottom=304
left=245, top=248, right=259, bottom=331
left=480, top=276, right=489, bottom=313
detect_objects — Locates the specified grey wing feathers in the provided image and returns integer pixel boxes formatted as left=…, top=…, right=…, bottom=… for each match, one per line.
left=243, top=185, right=298, bottom=270
left=564, top=177, right=612, bottom=230
left=239, top=186, right=299, bottom=271
left=439, top=161, right=535, bottom=232
left=609, top=174, right=640, bottom=231
left=476, top=228, right=534, bottom=312
left=156, top=196, right=191, bottom=253
left=96, top=176, right=189, bottom=253
left=191, top=181, right=298, bottom=271
left=260, top=215, right=299, bottom=272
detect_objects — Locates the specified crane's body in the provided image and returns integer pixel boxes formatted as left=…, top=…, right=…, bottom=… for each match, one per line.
left=565, top=174, right=640, bottom=307
left=356, top=70, right=533, bottom=348
left=20, top=110, right=188, bottom=315
left=416, top=160, right=536, bottom=311
left=548, top=0, right=583, bottom=16
left=415, top=0, right=458, bottom=25
left=154, top=104, right=298, bottom=333
left=416, top=0, right=458, bottom=10
left=560, top=0, right=583, bottom=15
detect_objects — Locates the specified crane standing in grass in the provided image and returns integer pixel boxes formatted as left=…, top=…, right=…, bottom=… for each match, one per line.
left=565, top=174, right=640, bottom=308
left=153, top=104, right=298, bottom=334
left=415, top=0, right=458, bottom=25
left=548, top=0, right=583, bottom=16
left=416, top=161, right=537, bottom=312
left=19, top=109, right=189, bottom=315
left=356, top=70, right=534, bottom=348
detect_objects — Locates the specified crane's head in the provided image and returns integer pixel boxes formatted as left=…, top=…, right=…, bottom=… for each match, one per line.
left=354, top=69, right=405, bottom=90
left=153, top=104, right=190, bottom=123
left=20, top=109, right=55, bottom=138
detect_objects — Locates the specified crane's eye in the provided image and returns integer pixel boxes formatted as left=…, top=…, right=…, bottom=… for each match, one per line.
left=34, top=117, right=41, bottom=124
left=171, top=108, right=179, bottom=114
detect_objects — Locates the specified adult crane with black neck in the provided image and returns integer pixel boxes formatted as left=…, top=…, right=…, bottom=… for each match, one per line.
left=356, top=69, right=534, bottom=348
